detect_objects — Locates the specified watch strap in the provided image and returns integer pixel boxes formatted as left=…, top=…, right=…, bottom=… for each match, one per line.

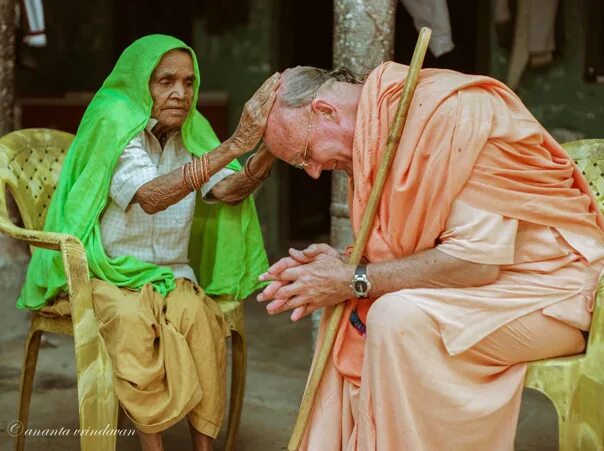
left=355, top=264, right=367, bottom=278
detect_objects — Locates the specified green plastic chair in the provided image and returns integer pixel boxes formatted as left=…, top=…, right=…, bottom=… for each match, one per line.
left=525, top=139, right=604, bottom=451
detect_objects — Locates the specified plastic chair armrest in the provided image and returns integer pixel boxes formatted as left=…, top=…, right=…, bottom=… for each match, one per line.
left=0, top=215, right=93, bottom=314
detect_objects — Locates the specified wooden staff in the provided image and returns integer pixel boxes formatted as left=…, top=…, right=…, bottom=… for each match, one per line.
left=288, top=27, right=432, bottom=451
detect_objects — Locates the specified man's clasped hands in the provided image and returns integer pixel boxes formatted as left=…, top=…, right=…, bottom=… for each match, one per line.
left=257, top=243, right=356, bottom=321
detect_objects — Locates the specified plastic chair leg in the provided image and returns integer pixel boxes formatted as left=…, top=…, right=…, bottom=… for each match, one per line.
left=74, top=337, right=119, bottom=451
left=15, top=327, right=43, bottom=451
left=224, top=329, right=247, bottom=451
left=558, top=418, right=574, bottom=451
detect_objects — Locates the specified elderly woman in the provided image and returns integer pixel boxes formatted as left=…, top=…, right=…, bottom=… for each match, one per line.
left=19, top=35, right=278, bottom=451
left=259, top=64, right=604, bottom=450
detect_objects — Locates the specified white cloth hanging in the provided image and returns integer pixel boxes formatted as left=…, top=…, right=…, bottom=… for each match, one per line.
left=21, top=0, right=47, bottom=47
left=496, top=0, right=559, bottom=89
left=494, top=0, right=558, bottom=57
left=399, top=0, right=454, bottom=57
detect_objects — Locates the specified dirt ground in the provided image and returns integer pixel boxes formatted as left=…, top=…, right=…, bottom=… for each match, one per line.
left=0, top=279, right=558, bottom=450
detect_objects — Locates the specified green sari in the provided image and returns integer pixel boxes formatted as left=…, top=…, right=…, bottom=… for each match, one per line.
left=18, top=34, right=268, bottom=309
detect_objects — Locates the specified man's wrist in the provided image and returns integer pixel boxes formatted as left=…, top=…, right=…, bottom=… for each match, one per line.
left=349, top=264, right=373, bottom=298
left=340, top=264, right=356, bottom=299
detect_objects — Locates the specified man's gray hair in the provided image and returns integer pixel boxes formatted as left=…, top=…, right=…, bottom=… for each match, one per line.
left=280, top=66, right=364, bottom=108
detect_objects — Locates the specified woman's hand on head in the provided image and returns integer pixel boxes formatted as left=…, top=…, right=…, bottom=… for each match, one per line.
left=230, top=73, right=280, bottom=152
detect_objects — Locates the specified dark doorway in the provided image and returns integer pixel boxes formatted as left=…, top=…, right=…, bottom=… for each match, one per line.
left=277, top=0, right=334, bottom=247
left=15, top=0, right=230, bottom=138
left=113, top=0, right=195, bottom=58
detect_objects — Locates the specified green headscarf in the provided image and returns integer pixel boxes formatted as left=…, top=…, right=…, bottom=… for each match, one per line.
left=18, top=34, right=268, bottom=309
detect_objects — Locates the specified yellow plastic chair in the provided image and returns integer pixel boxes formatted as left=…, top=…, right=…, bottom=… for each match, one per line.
left=0, top=128, right=247, bottom=451
left=525, top=139, right=604, bottom=451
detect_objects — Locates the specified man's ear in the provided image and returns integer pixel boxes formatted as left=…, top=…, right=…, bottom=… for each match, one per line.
left=312, top=99, right=337, bottom=121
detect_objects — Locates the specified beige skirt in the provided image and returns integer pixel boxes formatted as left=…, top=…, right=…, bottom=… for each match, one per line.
left=43, top=278, right=228, bottom=437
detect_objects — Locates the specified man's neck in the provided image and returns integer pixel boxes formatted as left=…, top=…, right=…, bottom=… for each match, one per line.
left=333, top=82, right=363, bottom=176
left=334, top=81, right=363, bottom=111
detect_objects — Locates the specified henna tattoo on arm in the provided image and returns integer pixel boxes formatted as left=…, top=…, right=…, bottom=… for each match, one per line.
left=210, top=143, right=276, bottom=205
left=132, top=166, right=191, bottom=214
left=132, top=138, right=245, bottom=214
left=133, top=73, right=280, bottom=213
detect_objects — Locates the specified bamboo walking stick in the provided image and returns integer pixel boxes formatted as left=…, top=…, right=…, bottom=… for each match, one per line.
left=288, top=27, right=432, bottom=451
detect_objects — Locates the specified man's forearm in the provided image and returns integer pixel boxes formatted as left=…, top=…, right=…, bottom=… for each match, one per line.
left=339, top=248, right=500, bottom=299
left=132, top=138, right=243, bottom=214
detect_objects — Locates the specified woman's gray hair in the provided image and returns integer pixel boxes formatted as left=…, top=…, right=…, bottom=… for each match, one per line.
left=279, top=66, right=364, bottom=108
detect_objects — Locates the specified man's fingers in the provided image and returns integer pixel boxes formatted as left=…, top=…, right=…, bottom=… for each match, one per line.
left=264, top=257, right=300, bottom=277
left=288, top=247, right=313, bottom=263
left=267, top=294, right=307, bottom=315
left=258, top=271, right=278, bottom=282
left=288, top=243, right=339, bottom=263
left=290, top=305, right=307, bottom=322
left=274, top=281, right=304, bottom=299
left=310, top=243, right=334, bottom=252
left=257, top=280, right=288, bottom=302
left=279, top=265, right=303, bottom=281
left=262, top=256, right=298, bottom=277
left=304, top=243, right=337, bottom=258
left=266, top=298, right=289, bottom=314
left=302, top=247, right=323, bottom=258
left=305, top=243, right=330, bottom=252
left=292, top=304, right=320, bottom=322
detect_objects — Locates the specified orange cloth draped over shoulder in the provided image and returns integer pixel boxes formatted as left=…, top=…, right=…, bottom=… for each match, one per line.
left=333, top=61, right=604, bottom=387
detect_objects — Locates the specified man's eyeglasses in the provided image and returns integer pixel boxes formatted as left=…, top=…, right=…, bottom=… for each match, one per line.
left=294, top=105, right=314, bottom=170
left=293, top=85, right=322, bottom=171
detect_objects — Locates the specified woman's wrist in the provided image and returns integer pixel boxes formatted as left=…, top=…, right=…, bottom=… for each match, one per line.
left=225, top=136, right=249, bottom=158
left=245, top=145, right=275, bottom=180
left=253, top=146, right=276, bottom=169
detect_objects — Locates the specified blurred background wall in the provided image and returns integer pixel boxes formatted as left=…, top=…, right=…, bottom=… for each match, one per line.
left=11, top=0, right=604, bottom=260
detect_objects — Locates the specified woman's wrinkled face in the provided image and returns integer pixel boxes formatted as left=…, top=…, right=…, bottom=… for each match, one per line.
left=149, top=49, right=195, bottom=131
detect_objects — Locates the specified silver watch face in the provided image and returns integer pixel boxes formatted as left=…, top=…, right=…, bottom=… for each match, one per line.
left=351, top=273, right=371, bottom=297
left=353, top=279, right=368, bottom=294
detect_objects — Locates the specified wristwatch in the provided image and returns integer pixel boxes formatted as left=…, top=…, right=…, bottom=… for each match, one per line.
left=350, top=264, right=372, bottom=298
